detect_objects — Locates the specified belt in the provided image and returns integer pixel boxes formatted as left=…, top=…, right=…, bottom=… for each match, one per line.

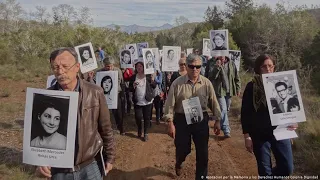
left=52, top=158, right=95, bottom=173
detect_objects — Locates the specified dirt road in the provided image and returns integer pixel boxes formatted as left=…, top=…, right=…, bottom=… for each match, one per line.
left=0, top=78, right=258, bottom=180
left=105, top=113, right=258, bottom=180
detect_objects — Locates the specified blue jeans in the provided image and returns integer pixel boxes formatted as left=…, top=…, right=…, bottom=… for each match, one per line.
left=252, top=135, right=293, bottom=177
left=217, top=95, right=231, bottom=135
left=51, top=161, right=103, bottom=180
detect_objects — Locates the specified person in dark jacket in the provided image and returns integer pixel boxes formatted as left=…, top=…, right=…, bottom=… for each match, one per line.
left=129, top=61, right=156, bottom=141
left=240, top=54, right=298, bottom=176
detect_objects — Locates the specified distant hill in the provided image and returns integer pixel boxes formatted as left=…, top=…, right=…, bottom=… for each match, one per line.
left=106, top=23, right=174, bottom=34
left=308, top=8, right=320, bottom=23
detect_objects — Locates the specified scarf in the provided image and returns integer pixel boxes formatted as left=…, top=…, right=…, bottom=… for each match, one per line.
left=252, top=75, right=267, bottom=111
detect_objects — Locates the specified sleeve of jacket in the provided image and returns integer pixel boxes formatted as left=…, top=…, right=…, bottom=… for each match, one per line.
left=155, top=72, right=162, bottom=85
left=128, top=75, right=135, bottom=92
left=233, top=62, right=241, bottom=94
left=240, top=82, right=253, bottom=134
left=97, top=89, right=115, bottom=164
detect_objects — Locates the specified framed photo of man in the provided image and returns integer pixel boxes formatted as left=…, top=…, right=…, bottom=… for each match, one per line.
left=203, top=38, right=211, bottom=57
left=120, top=49, right=133, bottom=69
left=74, top=42, right=98, bottom=74
left=96, top=71, right=118, bottom=109
left=125, top=44, right=139, bottom=61
left=210, top=29, right=229, bottom=57
left=162, top=46, right=181, bottom=72
left=142, top=48, right=155, bottom=75
left=182, top=97, right=204, bottom=125
left=23, top=88, right=78, bottom=168
left=262, top=70, right=306, bottom=126
left=228, top=50, right=241, bottom=71
left=46, top=75, right=57, bottom=88
left=137, top=42, right=149, bottom=59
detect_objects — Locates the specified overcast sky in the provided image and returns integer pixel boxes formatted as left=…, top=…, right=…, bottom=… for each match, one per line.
left=18, top=0, right=320, bottom=27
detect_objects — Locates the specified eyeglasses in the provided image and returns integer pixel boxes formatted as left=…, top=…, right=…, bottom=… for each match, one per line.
left=179, top=63, right=186, bottom=66
left=260, top=65, right=274, bottom=69
left=188, top=64, right=201, bottom=69
left=51, top=62, right=77, bottom=73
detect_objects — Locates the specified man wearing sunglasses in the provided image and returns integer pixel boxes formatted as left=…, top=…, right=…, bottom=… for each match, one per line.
left=205, top=55, right=240, bottom=138
left=163, top=54, right=221, bottom=180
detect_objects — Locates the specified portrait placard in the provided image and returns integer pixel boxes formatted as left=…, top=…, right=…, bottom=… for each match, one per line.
left=125, top=44, right=139, bottom=61
left=262, top=70, right=306, bottom=126
left=96, top=71, right=118, bottom=109
left=151, top=48, right=160, bottom=71
left=182, top=97, right=203, bottom=125
left=228, top=50, right=241, bottom=71
left=120, top=49, right=133, bottom=69
left=46, top=75, right=57, bottom=88
left=209, top=29, right=229, bottom=57
left=142, top=48, right=155, bottom=75
left=137, top=42, right=149, bottom=59
left=23, top=88, right=78, bottom=168
left=162, top=46, right=181, bottom=72
left=203, top=38, right=211, bottom=57
left=75, top=42, right=98, bottom=74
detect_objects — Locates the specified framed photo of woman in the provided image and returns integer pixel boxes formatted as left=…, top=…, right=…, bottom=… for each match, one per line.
left=75, top=42, right=98, bottom=74
left=23, top=88, right=78, bottom=168
left=96, top=71, right=118, bottom=109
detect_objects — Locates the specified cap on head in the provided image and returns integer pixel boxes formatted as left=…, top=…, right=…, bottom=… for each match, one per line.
left=103, top=56, right=115, bottom=65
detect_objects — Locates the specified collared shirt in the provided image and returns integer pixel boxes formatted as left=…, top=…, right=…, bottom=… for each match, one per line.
left=163, top=74, right=221, bottom=121
left=57, top=78, right=80, bottom=92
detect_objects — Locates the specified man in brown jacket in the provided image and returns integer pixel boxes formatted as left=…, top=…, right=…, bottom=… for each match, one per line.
left=36, top=47, right=115, bottom=179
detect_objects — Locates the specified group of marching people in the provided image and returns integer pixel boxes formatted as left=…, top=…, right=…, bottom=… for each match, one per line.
left=36, top=45, right=298, bottom=180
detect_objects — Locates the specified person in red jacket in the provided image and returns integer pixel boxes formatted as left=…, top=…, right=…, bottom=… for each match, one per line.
left=123, top=68, right=134, bottom=114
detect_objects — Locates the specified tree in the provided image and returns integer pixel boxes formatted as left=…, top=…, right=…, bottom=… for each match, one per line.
left=225, top=0, right=254, bottom=19
left=0, top=0, right=24, bottom=33
left=52, top=4, right=76, bottom=25
left=204, top=6, right=224, bottom=29
left=75, top=7, right=93, bottom=25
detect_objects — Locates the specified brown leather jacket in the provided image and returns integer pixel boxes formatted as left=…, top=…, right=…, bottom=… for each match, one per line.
left=49, top=78, right=115, bottom=165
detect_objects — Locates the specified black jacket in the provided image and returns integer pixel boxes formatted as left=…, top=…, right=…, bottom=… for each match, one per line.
left=240, top=81, right=276, bottom=137
left=129, top=74, right=156, bottom=104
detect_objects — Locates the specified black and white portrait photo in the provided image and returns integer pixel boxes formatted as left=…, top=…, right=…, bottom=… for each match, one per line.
left=203, top=38, right=211, bottom=56
left=75, top=42, right=98, bottom=74
left=210, top=29, right=229, bottom=57
left=96, top=71, right=118, bottom=109
left=120, top=49, right=133, bottom=69
left=189, top=107, right=202, bottom=124
left=182, top=97, right=203, bottom=125
left=23, top=88, right=78, bottom=168
left=46, top=75, right=57, bottom=88
left=262, top=70, right=306, bottom=126
left=228, top=50, right=241, bottom=71
left=151, top=48, right=160, bottom=71
left=142, top=48, right=155, bottom=75
left=30, top=94, right=69, bottom=150
left=125, top=43, right=138, bottom=61
left=162, top=46, right=181, bottom=72
left=137, top=42, right=149, bottom=58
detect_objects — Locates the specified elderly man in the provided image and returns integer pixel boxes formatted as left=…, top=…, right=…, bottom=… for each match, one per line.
left=164, top=54, right=221, bottom=180
left=97, top=56, right=125, bottom=135
left=36, top=47, right=114, bottom=179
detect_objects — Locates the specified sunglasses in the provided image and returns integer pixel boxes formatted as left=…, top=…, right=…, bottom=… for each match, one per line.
left=179, top=63, right=186, bottom=66
left=188, top=64, right=201, bottom=69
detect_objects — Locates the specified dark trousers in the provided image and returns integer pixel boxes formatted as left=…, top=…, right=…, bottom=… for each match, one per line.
left=153, top=95, right=163, bottom=121
left=111, top=92, right=124, bottom=133
left=134, top=104, right=152, bottom=135
left=251, top=134, right=293, bottom=177
left=124, top=89, right=132, bottom=114
left=174, top=113, right=209, bottom=180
